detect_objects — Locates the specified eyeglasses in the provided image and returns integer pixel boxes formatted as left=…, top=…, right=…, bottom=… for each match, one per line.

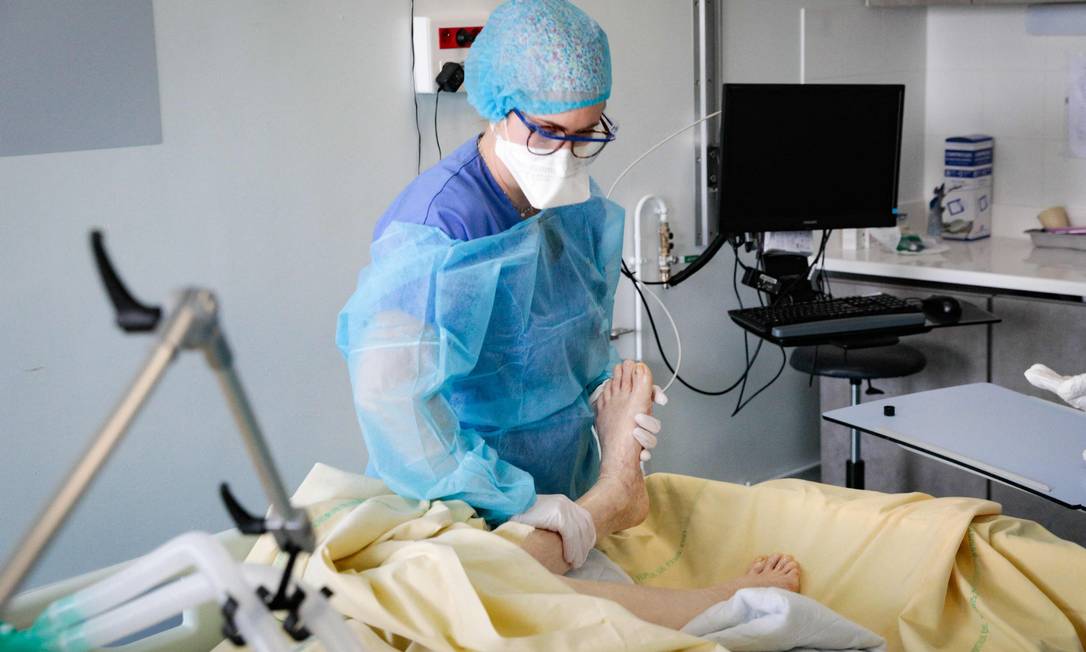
left=511, top=108, right=618, bottom=159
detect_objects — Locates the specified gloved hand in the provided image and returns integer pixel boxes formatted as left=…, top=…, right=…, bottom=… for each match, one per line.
left=591, top=380, right=668, bottom=461
left=511, top=494, right=596, bottom=568
left=1025, top=364, right=1086, bottom=411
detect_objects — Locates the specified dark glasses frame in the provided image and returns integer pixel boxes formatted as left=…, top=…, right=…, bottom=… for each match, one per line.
left=511, top=108, right=618, bottom=158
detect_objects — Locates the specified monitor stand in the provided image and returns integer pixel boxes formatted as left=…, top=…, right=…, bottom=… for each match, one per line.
left=759, top=250, right=818, bottom=305
left=757, top=247, right=884, bottom=492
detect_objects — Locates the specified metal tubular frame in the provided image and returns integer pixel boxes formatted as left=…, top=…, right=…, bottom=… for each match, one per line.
left=0, top=289, right=313, bottom=615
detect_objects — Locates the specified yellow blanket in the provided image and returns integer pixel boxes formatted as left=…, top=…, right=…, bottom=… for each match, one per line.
left=600, top=474, right=1085, bottom=651
left=230, top=465, right=1086, bottom=651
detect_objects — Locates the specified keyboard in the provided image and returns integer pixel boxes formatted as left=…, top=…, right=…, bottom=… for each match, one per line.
left=729, top=294, right=925, bottom=338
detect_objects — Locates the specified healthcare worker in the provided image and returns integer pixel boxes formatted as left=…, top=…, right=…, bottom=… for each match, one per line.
left=337, top=0, right=663, bottom=570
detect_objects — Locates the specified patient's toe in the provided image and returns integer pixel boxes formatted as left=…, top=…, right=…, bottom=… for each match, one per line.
left=621, top=360, right=635, bottom=391
left=743, top=553, right=801, bottom=593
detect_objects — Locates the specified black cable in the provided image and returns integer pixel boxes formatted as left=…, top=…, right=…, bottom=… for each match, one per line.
left=409, top=0, right=421, bottom=176
left=619, top=230, right=731, bottom=288
left=621, top=259, right=665, bottom=285
left=731, top=250, right=762, bottom=414
left=813, top=230, right=833, bottom=298
left=812, top=229, right=832, bottom=296
left=628, top=261, right=755, bottom=396
left=434, top=89, right=443, bottom=159
left=662, top=231, right=729, bottom=286
left=732, top=345, right=788, bottom=415
left=737, top=230, right=834, bottom=411
left=733, top=237, right=756, bottom=272
left=755, top=249, right=766, bottom=307
left=624, top=229, right=821, bottom=409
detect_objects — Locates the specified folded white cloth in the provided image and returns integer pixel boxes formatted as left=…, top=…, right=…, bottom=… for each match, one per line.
left=682, top=587, right=885, bottom=652
left=570, top=551, right=885, bottom=652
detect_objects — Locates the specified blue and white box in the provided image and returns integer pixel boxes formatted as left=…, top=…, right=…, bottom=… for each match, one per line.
left=942, top=135, right=993, bottom=240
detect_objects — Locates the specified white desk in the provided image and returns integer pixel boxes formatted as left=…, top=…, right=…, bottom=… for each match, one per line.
left=824, top=383, right=1086, bottom=511
left=824, top=236, right=1086, bottom=300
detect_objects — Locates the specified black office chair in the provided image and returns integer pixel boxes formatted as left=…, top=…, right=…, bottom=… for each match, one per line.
left=790, top=343, right=927, bottom=489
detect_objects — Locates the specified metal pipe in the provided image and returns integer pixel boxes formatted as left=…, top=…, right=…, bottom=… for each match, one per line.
left=631, top=196, right=647, bottom=361
left=209, top=356, right=312, bottom=552
left=631, top=195, right=668, bottom=360
left=0, top=288, right=315, bottom=614
left=183, top=289, right=311, bottom=551
left=850, top=380, right=862, bottom=463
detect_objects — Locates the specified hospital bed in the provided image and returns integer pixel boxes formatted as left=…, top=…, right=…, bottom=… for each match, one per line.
left=4, top=532, right=256, bottom=652
left=7, top=466, right=1085, bottom=651
left=3, top=233, right=1083, bottom=651
left=0, top=232, right=344, bottom=650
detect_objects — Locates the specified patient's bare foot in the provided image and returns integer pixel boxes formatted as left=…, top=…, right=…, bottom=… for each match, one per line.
left=736, top=554, right=801, bottom=593
left=593, top=360, right=654, bottom=531
left=688, top=554, right=802, bottom=612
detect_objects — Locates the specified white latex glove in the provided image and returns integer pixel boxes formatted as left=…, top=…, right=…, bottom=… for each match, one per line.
left=590, top=381, right=668, bottom=462
left=511, top=494, right=596, bottom=568
left=1025, top=364, right=1086, bottom=411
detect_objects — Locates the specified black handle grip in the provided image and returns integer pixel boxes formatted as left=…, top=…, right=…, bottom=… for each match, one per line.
left=90, top=230, right=162, bottom=333
left=219, top=482, right=269, bottom=536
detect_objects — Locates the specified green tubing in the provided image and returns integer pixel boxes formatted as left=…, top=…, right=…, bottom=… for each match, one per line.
left=1, top=620, right=55, bottom=652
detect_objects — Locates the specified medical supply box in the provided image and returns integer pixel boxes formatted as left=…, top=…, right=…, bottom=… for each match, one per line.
left=942, top=135, right=993, bottom=240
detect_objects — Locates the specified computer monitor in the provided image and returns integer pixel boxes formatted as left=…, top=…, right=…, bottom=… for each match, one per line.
left=717, top=83, right=905, bottom=234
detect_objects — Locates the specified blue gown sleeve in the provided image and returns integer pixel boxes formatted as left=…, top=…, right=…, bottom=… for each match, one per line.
left=336, top=223, right=536, bottom=522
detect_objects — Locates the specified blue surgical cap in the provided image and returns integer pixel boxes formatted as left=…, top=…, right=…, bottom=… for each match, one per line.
left=465, top=0, right=612, bottom=123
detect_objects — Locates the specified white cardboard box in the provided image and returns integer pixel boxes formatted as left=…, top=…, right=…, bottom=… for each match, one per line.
left=943, top=135, right=993, bottom=241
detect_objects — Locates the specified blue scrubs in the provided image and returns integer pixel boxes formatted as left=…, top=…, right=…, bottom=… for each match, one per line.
left=374, top=137, right=522, bottom=242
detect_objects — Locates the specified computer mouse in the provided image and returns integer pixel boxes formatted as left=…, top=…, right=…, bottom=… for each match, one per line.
left=922, top=295, right=962, bottom=322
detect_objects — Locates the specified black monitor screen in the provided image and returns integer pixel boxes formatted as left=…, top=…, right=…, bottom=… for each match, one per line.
left=718, top=83, right=904, bottom=233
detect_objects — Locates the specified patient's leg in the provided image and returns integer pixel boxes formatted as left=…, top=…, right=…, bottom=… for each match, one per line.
left=562, top=554, right=802, bottom=631
left=520, top=361, right=654, bottom=573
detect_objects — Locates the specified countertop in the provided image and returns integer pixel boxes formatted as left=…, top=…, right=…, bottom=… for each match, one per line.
left=823, top=236, right=1086, bottom=299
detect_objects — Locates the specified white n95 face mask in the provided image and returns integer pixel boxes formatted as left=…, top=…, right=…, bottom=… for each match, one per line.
left=494, top=124, right=592, bottom=210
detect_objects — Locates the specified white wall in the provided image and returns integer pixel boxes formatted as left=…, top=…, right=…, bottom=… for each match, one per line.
left=926, top=6, right=1086, bottom=238
left=803, top=5, right=928, bottom=205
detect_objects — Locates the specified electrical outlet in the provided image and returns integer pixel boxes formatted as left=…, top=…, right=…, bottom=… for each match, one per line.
left=413, top=16, right=487, bottom=94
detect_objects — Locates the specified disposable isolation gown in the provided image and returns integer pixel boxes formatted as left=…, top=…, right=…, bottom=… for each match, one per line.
left=336, top=185, right=623, bottom=522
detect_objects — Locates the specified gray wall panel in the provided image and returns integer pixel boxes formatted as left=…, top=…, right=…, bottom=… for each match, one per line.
left=990, top=295, right=1086, bottom=401
left=0, top=1, right=161, bottom=156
